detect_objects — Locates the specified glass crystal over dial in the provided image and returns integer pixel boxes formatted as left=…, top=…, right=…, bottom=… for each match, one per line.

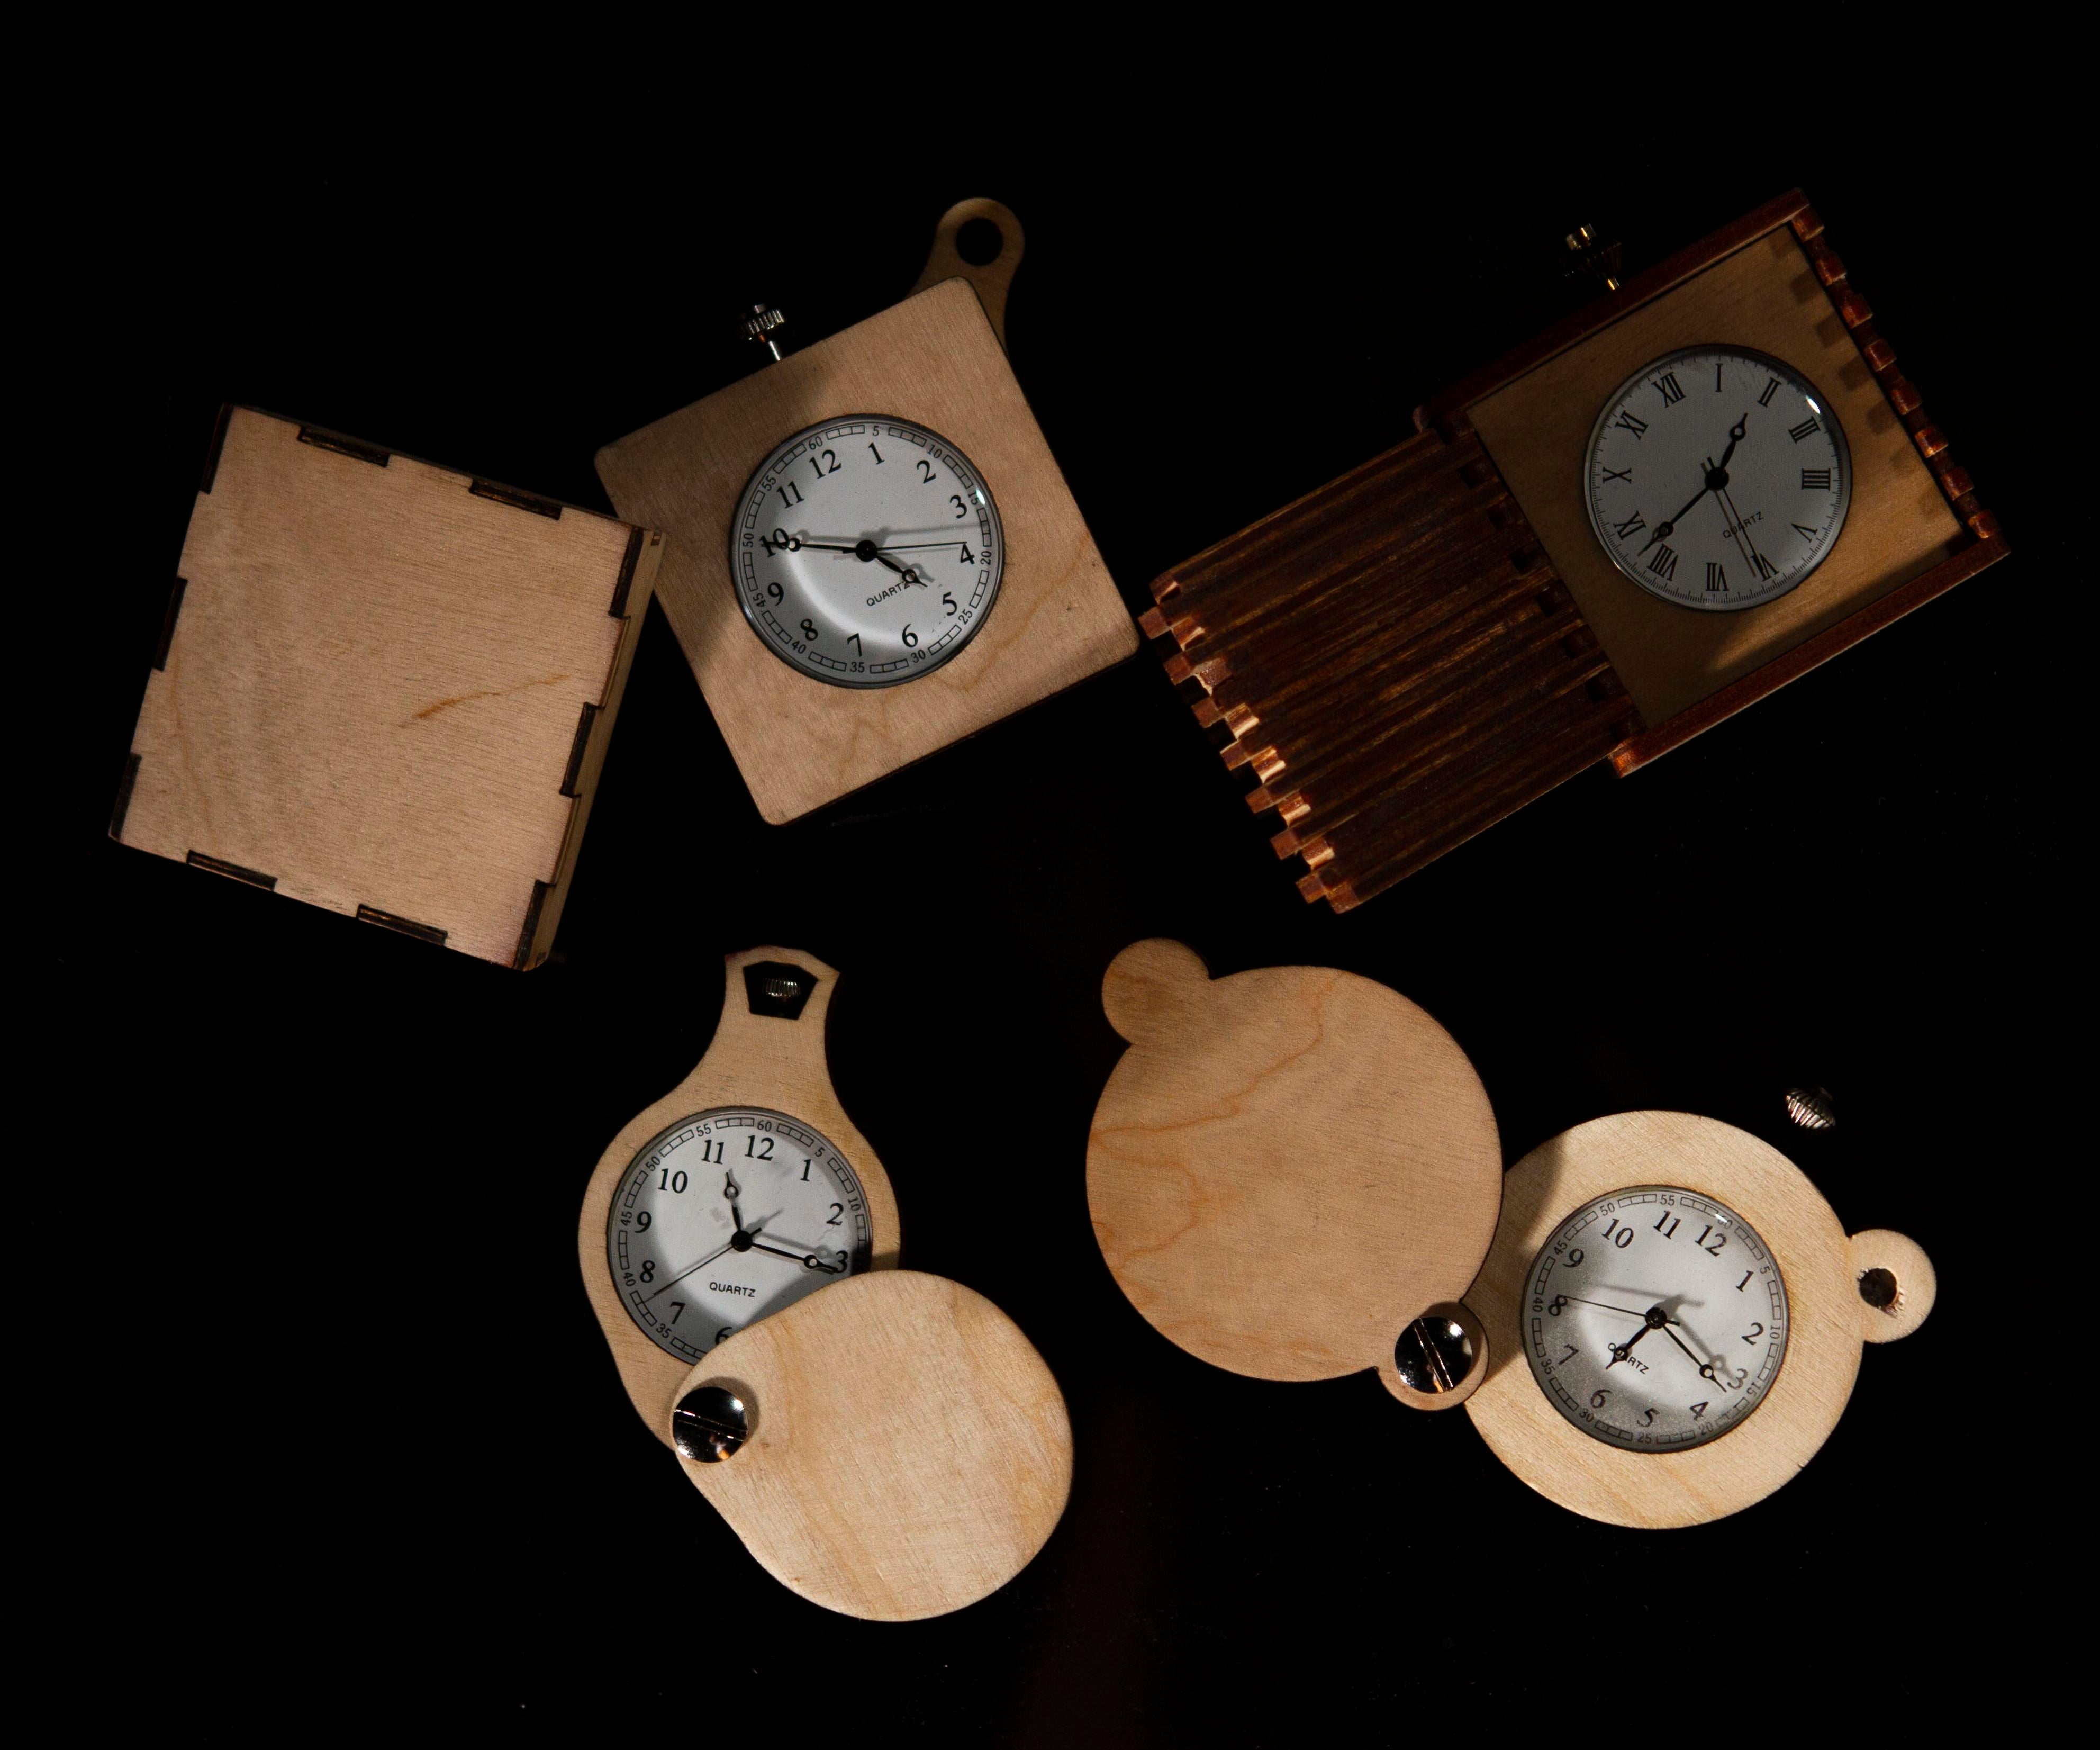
left=1522, top=1185, right=1789, bottom=1453
left=607, top=1106, right=873, bottom=1364
left=733, top=415, right=1003, bottom=686
left=1585, top=346, right=1851, bottom=611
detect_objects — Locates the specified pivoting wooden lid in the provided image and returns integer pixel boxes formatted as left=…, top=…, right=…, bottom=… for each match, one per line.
left=673, top=1270, right=1071, bottom=1621
left=1085, top=940, right=1502, bottom=1400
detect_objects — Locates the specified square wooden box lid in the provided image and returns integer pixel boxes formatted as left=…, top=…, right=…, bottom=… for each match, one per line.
left=113, top=407, right=663, bottom=969
left=595, top=275, right=1136, bottom=824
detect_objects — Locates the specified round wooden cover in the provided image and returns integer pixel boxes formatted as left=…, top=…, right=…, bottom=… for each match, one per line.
left=1086, top=940, right=1502, bottom=1386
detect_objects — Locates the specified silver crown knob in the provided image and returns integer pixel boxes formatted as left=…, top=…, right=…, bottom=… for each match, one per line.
left=743, top=303, right=787, bottom=363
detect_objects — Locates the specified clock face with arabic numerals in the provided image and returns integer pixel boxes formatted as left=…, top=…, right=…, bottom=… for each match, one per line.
left=1585, top=346, right=1852, bottom=612
left=732, top=415, right=1003, bottom=687
left=606, top=1106, right=873, bottom=1365
left=1522, top=1186, right=1789, bottom=1453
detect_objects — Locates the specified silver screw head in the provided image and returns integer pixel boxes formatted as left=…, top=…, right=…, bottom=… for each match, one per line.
left=672, top=1385, right=748, bottom=1463
left=1784, top=1086, right=1836, bottom=1131
left=1392, top=1314, right=1476, bottom=1394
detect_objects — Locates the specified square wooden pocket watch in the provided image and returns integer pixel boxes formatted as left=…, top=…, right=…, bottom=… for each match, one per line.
left=595, top=199, right=1136, bottom=824
left=112, top=405, right=662, bottom=968
left=1142, top=190, right=2007, bottom=911
left=1087, top=941, right=1933, bottom=1527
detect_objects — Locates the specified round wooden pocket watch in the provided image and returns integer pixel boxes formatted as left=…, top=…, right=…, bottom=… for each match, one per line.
left=581, top=945, right=1071, bottom=1618
left=1085, top=941, right=1932, bottom=1527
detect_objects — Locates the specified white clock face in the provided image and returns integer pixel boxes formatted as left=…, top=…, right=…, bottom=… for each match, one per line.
left=1585, top=346, right=1851, bottom=611
left=1522, top=1185, right=1789, bottom=1453
left=732, top=416, right=1003, bottom=687
left=606, top=1106, right=873, bottom=1364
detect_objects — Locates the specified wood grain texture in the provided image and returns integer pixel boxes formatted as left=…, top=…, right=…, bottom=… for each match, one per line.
left=1465, top=224, right=1965, bottom=728
left=116, top=407, right=660, bottom=968
left=676, top=1270, right=1071, bottom=1621
left=595, top=274, right=1135, bottom=824
left=1461, top=1111, right=1929, bottom=1527
left=578, top=948, right=901, bottom=1445
left=908, top=197, right=1025, bottom=349
left=1086, top=940, right=1502, bottom=1386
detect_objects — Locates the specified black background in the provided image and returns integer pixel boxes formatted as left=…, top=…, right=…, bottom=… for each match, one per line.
left=41, top=109, right=2074, bottom=1737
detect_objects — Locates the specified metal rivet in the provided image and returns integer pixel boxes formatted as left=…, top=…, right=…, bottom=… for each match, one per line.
left=1784, top=1085, right=1836, bottom=1131
left=1858, top=1268, right=1899, bottom=1312
left=1392, top=1314, right=1476, bottom=1394
left=672, top=1386, right=748, bottom=1463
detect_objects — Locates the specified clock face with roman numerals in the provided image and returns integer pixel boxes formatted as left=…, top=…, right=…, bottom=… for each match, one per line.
left=1522, top=1185, right=1790, bottom=1453
left=1585, top=346, right=1851, bottom=612
left=733, top=414, right=1003, bottom=687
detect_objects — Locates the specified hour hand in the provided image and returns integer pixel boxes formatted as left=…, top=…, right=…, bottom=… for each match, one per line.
left=747, top=1239, right=846, bottom=1274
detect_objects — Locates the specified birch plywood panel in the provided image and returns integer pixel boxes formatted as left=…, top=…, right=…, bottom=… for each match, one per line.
left=1085, top=940, right=1502, bottom=1387
left=115, top=407, right=660, bottom=968
left=1468, top=224, right=1965, bottom=727
left=595, top=276, right=1136, bottom=824
left=676, top=1270, right=1071, bottom=1621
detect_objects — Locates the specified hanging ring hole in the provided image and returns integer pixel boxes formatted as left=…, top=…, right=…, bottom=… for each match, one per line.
left=1858, top=1267, right=1899, bottom=1312
left=955, top=218, right=1004, bottom=266
left=672, top=1385, right=748, bottom=1462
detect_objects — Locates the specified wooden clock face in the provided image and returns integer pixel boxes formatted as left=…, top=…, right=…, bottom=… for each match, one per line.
left=1520, top=1185, right=1790, bottom=1453
left=1585, top=345, right=1852, bottom=612
left=605, top=1105, right=875, bottom=1364
left=734, top=416, right=1003, bottom=687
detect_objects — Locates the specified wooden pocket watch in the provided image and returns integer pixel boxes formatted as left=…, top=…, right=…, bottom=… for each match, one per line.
left=1085, top=941, right=1932, bottom=1527
left=1139, top=190, right=2007, bottom=912
left=580, top=946, right=1071, bottom=1619
left=595, top=199, right=1136, bottom=824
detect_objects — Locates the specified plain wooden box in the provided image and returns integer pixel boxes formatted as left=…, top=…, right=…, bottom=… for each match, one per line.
left=595, top=276, right=1136, bottom=824
left=113, top=406, right=663, bottom=969
left=1422, top=191, right=2006, bottom=770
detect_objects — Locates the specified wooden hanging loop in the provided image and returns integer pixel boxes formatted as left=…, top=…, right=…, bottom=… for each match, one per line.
left=909, top=197, right=1026, bottom=349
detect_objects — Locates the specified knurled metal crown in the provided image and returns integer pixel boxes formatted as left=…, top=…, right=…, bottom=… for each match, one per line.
left=744, top=303, right=787, bottom=361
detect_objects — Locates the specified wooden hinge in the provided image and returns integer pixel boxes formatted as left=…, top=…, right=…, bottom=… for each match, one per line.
left=609, top=526, right=646, bottom=617
left=109, top=753, right=142, bottom=840
left=187, top=850, right=277, bottom=889
left=297, top=426, right=390, bottom=467
left=198, top=403, right=234, bottom=494
left=511, top=879, right=553, bottom=970
left=469, top=479, right=563, bottom=519
left=153, top=577, right=188, bottom=671
left=356, top=904, right=448, bottom=946
left=559, top=702, right=599, bottom=799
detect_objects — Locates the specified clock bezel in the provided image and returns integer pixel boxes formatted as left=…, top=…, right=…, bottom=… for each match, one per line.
left=1582, top=344, right=1854, bottom=614
left=729, top=411, right=1007, bottom=690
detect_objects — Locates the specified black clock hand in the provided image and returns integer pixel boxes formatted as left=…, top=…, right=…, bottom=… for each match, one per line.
left=876, top=541, right=973, bottom=553
left=1551, top=1294, right=1668, bottom=1321
left=1715, top=483, right=1769, bottom=581
left=747, top=1239, right=846, bottom=1274
left=868, top=551, right=925, bottom=587
left=724, top=1171, right=745, bottom=1232
left=642, top=1239, right=738, bottom=1302
left=1637, top=414, right=1749, bottom=554
left=1658, top=1320, right=1735, bottom=1385
left=1605, top=1304, right=1680, bottom=1369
